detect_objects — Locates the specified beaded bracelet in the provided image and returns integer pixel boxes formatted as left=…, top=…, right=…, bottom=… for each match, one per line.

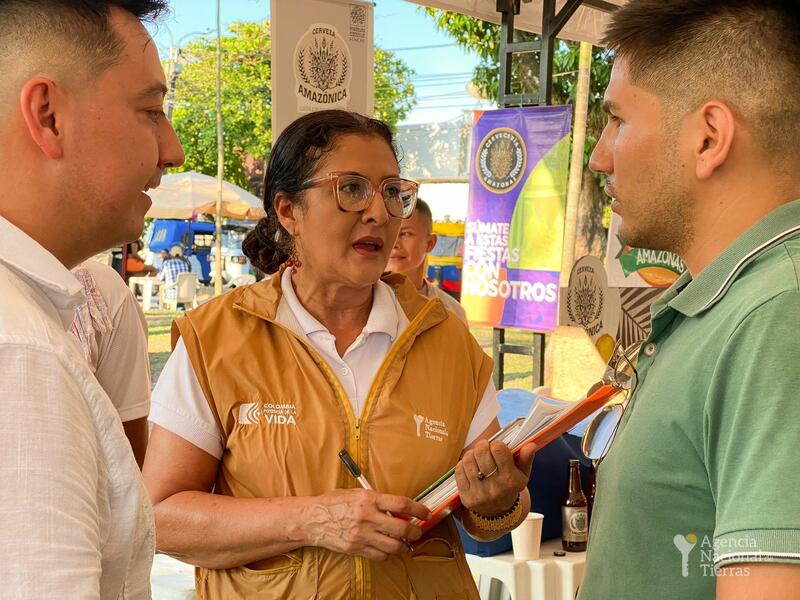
left=468, top=495, right=522, bottom=532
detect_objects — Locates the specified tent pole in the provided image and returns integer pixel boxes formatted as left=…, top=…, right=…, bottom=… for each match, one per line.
left=560, top=41, right=593, bottom=288
left=214, top=0, right=224, bottom=296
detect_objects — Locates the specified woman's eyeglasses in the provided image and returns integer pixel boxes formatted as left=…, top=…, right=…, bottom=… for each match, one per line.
left=581, top=341, right=642, bottom=464
left=300, top=172, right=419, bottom=219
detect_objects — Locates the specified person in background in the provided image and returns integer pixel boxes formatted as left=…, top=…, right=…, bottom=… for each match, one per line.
left=387, top=198, right=468, bottom=324
left=143, top=110, right=531, bottom=599
left=157, top=248, right=170, bottom=269
left=580, top=1, right=800, bottom=599
left=159, top=244, right=191, bottom=287
left=126, top=239, right=158, bottom=277
left=0, top=0, right=184, bottom=596
left=71, top=259, right=151, bottom=468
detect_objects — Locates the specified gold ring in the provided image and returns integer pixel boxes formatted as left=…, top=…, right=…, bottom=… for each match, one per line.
left=476, top=466, right=498, bottom=481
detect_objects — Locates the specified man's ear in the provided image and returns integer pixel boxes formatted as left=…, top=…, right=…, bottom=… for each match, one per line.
left=19, top=77, right=63, bottom=160
left=693, top=101, right=736, bottom=181
left=274, top=193, right=299, bottom=235
left=426, top=233, right=437, bottom=253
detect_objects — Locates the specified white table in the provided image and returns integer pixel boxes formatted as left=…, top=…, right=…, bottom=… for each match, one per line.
left=128, top=276, right=161, bottom=310
left=466, top=538, right=587, bottom=600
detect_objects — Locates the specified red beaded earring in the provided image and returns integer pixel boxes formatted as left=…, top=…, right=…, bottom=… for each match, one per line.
left=287, top=240, right=301, bottom=274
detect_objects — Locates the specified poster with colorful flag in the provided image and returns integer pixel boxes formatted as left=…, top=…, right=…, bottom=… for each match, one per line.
left=461, top=106, right=572, bottom=331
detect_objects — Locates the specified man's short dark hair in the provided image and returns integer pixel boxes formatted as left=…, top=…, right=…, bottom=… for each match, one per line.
left=414, top=198, right=433, bottom=234
left=0, top=1, right=168, bottom=82
left=603, top=0, right=800, bottom=168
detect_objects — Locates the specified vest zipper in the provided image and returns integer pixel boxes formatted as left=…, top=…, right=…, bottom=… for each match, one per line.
left=354, top=555, right=366, bottom=600
left=354, top=416, right=366, bottom=599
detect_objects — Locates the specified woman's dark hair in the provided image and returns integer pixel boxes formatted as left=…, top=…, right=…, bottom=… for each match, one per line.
left=242, top=110, right=398, bottom=274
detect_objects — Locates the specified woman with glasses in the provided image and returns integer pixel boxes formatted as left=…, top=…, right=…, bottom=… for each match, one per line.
left=143, top=110, right=534, bottom=599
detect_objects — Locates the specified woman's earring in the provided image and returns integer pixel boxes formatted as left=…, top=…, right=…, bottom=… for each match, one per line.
left=287, top=239, right=302, bottom=274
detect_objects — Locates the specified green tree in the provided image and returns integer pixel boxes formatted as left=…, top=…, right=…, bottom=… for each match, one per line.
left=423, top=8, right=613, bottom=256
left=170, top=21, right=416, bottom=194
left=373, top=47, right=416, bottom=127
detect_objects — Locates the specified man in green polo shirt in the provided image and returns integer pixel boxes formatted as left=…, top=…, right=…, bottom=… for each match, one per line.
left=579, top=1, right=800, bottom=598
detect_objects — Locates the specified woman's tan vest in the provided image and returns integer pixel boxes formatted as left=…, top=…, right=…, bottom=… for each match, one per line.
left=173, top=269, right=493, bottom=599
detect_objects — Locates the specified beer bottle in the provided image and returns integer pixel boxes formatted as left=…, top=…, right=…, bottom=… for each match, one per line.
left=562, top=459, right=588, bottom=552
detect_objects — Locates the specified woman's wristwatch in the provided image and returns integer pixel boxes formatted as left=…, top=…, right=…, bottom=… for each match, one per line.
left=467, top=495, right=522, bottom=532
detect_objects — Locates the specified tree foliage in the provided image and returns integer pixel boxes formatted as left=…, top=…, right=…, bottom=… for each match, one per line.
left=423, top=8, right=615, bottom=256
left=373, top=47, right=417, bottom=128
left=422, top=8, right=612, bottom=162
left=170, top=21, right=416, bottom=193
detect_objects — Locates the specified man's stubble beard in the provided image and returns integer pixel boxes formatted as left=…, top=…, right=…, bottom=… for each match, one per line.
left=619, top=136, right=695, bottom=258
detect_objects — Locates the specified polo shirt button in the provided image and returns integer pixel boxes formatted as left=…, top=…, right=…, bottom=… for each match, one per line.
left=341, top=367, right=350, bottom=376
left=643, top=342, right=657, bottom=357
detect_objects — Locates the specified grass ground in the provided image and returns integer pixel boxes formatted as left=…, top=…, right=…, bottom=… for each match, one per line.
left=147, top=312, right=539, bottom=390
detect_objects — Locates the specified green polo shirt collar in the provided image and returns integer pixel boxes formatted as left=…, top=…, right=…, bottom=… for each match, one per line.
left=650, top=200, right=800, bottom=319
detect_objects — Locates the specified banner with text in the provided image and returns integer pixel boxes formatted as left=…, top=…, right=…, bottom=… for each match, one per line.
left=271, top=0, right=374, bottom=138
left=605, top=213, right=687, bottom=287
left=462, top=106, right=572, bottom=331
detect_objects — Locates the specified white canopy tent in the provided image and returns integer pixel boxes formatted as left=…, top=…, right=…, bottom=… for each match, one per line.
left=405, top=0, right=626, bottom=45
left=145, top=171, right=265, bottom=220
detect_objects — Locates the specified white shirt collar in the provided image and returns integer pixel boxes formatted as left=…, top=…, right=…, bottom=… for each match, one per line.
left=279, top=268, right=401, bottom=341
left=0, top=216, right=85, bottom=329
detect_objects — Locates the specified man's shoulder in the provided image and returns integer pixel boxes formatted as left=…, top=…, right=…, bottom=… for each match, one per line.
left=723, top=238, right=800, bottom=319
left=74, top=259, right=132, bottom=313
left=0, top=263, right=61, bottom=341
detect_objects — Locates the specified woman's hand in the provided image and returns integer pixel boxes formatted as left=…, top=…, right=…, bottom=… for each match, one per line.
left=456, top=439, right=536, bottom=517
left=304, top=489, right=431, bottom=561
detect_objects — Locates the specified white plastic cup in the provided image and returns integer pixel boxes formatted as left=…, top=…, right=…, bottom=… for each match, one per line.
left=511, top=512, right=544, bottom=561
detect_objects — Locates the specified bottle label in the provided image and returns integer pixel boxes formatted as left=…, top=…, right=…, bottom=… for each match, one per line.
left=562, top=506, right=588, bottom=542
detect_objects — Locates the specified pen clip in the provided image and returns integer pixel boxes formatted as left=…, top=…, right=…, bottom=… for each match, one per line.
left=338, top=449, right=362, bottom=478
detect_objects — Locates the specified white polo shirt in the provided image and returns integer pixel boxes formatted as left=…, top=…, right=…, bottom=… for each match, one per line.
left=71, top=259, right=151, bottom=422
left=150, top=268, right=498, bottom=460
left=0, top=217, right=153, bottom=599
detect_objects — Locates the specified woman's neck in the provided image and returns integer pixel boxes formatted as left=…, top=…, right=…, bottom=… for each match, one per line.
left=290, top=269, right=374, bottom=355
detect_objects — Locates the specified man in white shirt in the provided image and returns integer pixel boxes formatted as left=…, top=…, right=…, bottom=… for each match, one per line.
left=0, top=1, right=184, bottom=597
left=387, top=199, right=469, bottom=324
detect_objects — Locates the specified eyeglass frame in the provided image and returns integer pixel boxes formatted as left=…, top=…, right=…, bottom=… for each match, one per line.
left=580, top=340, right=643, bottom=464
left=298, top=171, right=420, bottom=219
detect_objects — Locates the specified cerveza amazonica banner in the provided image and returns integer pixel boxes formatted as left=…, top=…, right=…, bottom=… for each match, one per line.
left=462, top=106, right=572, bottom=331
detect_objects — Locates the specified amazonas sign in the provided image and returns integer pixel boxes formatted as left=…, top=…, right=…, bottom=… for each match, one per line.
left=606, top=214, right=687, bottom=287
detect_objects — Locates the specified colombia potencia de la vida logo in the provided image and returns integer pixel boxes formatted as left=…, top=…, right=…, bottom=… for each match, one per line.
left=294, top=23, right=352, bottom=110
left=476, top=127, right=527, bottom=194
